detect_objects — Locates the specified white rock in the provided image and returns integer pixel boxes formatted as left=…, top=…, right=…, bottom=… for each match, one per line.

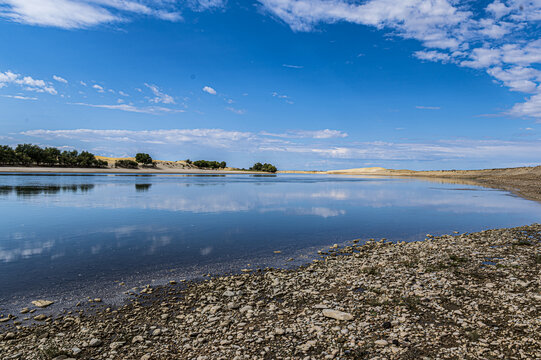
left=322, top=309, right=353, bottom=321
left=110, top=341, right=125, bottom=350
left=132, top=335, right=144, bottom=343
left=89, top=338, right=102, bottom=347
left=32, top=300, right=54, bottom=308
left=375, top=339, right=388, bottom=346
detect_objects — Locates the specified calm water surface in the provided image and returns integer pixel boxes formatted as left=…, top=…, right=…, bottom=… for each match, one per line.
left=1, top=173, right=541, bottom=303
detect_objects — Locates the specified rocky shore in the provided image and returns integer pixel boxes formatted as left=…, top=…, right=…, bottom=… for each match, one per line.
left=1, top=225, right=540, bottom=359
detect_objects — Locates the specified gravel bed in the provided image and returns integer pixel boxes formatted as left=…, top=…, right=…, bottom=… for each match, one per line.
left=1, top=224, right=540, bottom=359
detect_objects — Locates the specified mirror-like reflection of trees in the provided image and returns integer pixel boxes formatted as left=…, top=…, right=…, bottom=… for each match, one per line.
left=0, top=184, right=95, bottom=196
left=135, top=184, right=152, bottom=192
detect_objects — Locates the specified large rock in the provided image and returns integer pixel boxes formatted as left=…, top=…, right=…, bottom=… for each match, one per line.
left=32, top=300, right=54, bottom=308
left=322, top=309, right=353, bottom=321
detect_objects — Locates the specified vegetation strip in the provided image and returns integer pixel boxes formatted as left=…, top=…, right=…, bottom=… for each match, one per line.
left=1, top=225, right=539, bottom=359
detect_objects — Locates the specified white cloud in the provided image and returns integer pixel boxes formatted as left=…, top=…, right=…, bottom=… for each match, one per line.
left=282, top=64, right=303, bottom=69
left=19, top=128, right=541, bottom=165
left=145, top=83, right=175, bottom=104
left=118, top=90, right=129, bottom=96
left=22, top=128, right=256, bottom=149
left=92, top=84, right=105, bottom=92
left=53, top=75, right=68, bottom=83
left=189, top=0, right=226, bottom=11
left=0, top=70, right=57, bottom=95
left=460, top=47, right=501, bottom=69
left=70, top=102, right=184, bottom=114
left=416, top=105, right=441, bottom=110
left=0, top=0, right=182, bottom=29
left=261, top=129, right=348, bottom=139
left=1, top=94, right=37, bottom=100
left=509, top=93, right=541, bottom=120
left=258, top=0, right=541, bottom=120
left=226, top=106, right=246, bottom=115
left=414, top=50, right=451, bottom=63
left=202, top=86, right=217, bottom=95
left=486, top=1, right=510, bottom=19
left=487, top=66, right=541, bottom=93
left=80, top=80, right=87, bottom=86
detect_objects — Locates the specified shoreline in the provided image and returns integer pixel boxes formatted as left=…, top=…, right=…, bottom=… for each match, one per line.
left=1, top=224, right=539, bottom=358
left=0, top=166, right=265, bottom=175
left=279, top=166, right=541, bottom=203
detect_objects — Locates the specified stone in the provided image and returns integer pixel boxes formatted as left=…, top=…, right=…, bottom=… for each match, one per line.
left=71, top=347, right=81, bottom=355
left=33, top=314, right=47, bottom=321
left=132, top=335, right=144, bottom=343
left=4, top=332, right=15, bottom=340
left=110, top=341, right=125, bottom=350
left=89, top=338, right=102, bottom=347
left=141, top=354, right=151, bottom=360
left=322, top=309, right=353, bottom=321
left=152, top=328, right=161, bottom=336
left=375, top=339, right=389, bottom=346
left=223, top=290, right=235, bottom=297
left=31, top=300, right=54, bottom=308
left=20, top=308, right=29, bottom=314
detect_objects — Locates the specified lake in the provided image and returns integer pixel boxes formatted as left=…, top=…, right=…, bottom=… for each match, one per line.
left=1, top=173, right=541, bottom=306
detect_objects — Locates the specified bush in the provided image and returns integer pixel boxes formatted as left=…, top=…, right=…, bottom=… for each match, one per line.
left=193, top=160, right=227, bottom=169
left=115, top=160, right=139, bottom=169
left=135, top=153, right=153, bottom=165
left=250, top=162, right=277, bottom=173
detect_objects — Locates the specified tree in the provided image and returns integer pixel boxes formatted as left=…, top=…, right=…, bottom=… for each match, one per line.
left=250, top=162, right=277, bottom=173
left=0, top=145, right=16, bottom=165
left=135, top=153, right=153, bottom=165
left=0, top=144, right=107, bottom=168
left=43, top=147, right=61, bottom=166
left=15, top=144, right=45, bottom=165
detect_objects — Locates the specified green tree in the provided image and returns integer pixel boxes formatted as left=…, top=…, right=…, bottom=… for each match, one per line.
left=135, top=153, right=153, bottom=165
left=43, top=147, right=61, bottom=166
left=250, top=162, right=277, bottom=173
left=0, top=145, right=16, bottom=165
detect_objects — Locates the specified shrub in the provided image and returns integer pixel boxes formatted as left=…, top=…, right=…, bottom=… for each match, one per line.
left=193, top=160, right=226, bottom=169
left=115, top=160, right=139, bottom=169
left=250, top=162, right=277, bottom=173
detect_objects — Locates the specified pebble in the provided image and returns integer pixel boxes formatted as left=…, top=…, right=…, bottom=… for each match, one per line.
left=322, top=309, right=354, bottom=321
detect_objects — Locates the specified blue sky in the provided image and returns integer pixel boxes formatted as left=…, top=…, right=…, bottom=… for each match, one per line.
left=0, top=0, right=540, bottom=170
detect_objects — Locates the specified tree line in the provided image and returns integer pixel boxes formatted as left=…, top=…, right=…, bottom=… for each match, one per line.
left=0, top=144, right=108, bottom=168
left=0, top=145, right=278, bottom=172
